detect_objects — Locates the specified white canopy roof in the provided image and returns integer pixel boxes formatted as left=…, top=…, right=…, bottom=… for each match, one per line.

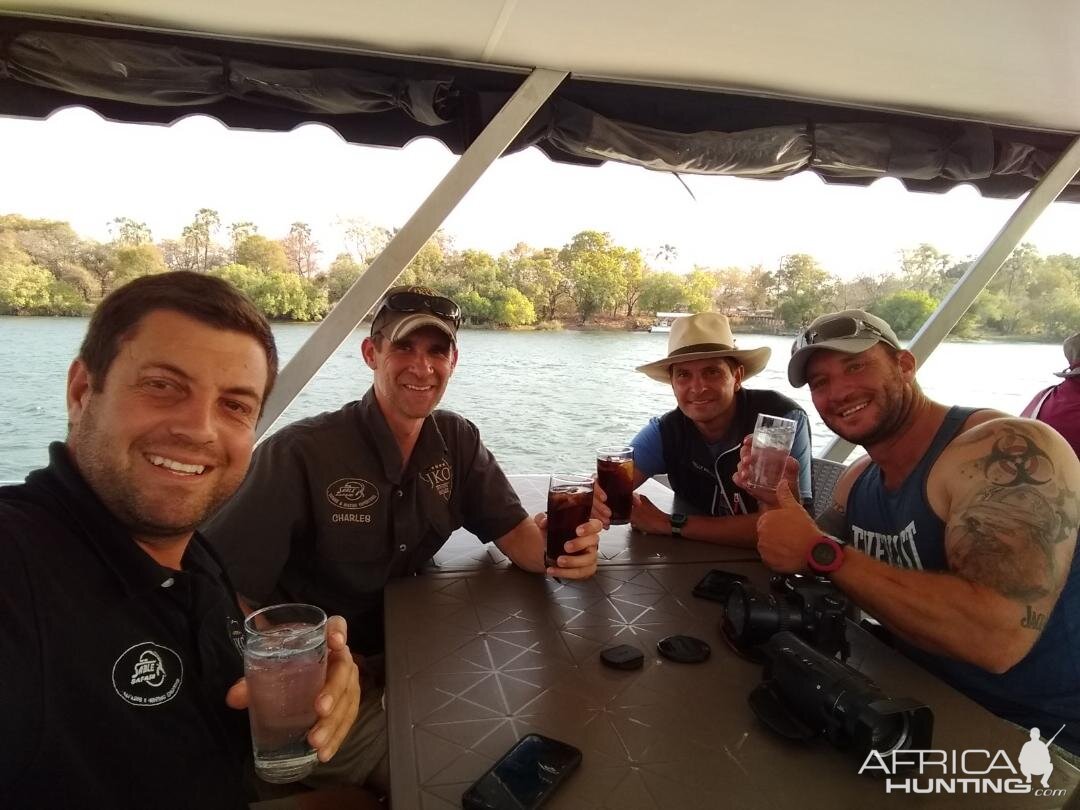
left=8, top=0, right=1080, bottom=133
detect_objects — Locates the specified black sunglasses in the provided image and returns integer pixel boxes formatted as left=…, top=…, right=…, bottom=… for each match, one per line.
left=380, top=291, right=461, bottom=327
left=793, top=316, right=889, bottom=353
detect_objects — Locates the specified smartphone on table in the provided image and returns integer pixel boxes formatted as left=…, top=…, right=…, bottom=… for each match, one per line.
left=692, top=568, right=749, bottom=603
left=462, top=733, right=582, bottom=809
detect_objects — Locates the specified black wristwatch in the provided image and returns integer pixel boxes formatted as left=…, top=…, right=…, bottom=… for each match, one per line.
left=670, top=512, right=688, bottom=537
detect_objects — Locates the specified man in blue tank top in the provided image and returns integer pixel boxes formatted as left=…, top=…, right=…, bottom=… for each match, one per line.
left=595, top=312, right=812, bottom=548
left=738, top=308, right=1080, bottom=755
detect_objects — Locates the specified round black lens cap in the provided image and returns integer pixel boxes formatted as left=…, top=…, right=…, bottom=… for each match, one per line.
left=657, top=635, right=711, bottom=664
left=601, top=644, right=645, bottom=670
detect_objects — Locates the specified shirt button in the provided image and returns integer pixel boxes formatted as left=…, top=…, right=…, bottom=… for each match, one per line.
left=161, top=577, right=175, bottom=588
left=399, top=544, right=407, bottom=552
left=396, top=489, right=404, bottom=498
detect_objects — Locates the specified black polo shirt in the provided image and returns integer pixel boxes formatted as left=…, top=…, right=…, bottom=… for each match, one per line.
left=202, top=388, right=527, bottom=657
left=0, top=444, right=251, bottom=809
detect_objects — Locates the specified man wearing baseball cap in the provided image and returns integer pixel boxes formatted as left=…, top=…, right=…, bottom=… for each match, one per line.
left=1020, top=332, right=1080, bottom=457
left=597, top=312, right=812, bottom=547
left=737, top=308, right=1080, bottom=754
left=203, top=285, right=602, bottom=792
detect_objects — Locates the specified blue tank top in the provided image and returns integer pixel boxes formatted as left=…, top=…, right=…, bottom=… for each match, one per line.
left=846, top=406, right=1080, bottom=754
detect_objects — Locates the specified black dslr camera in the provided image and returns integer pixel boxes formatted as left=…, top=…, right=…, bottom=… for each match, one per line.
left=722, top=573, right=850, bottom=660
left=749, top=632, right=933, bottom=761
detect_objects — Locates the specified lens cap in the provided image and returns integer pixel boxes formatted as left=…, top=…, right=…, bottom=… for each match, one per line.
left=601, top=644, right=645, bottom=670
left=657, top=635, right=711, bottom=664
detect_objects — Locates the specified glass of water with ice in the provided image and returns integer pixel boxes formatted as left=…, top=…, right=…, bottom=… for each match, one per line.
left=244, top=603, right=328, bottom=783
left=747, top=414, right=798, bottom=491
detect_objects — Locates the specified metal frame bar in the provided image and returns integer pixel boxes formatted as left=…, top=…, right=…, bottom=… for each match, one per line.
left=256, top=67, right=567, bottom=437
left=821, top=133, right=1080, bottom=462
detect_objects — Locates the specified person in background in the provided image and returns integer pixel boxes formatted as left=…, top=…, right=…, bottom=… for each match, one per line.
left=203, top=285, right=602, bottom=792
left=0, top=273, right=359, bottom=809
left=741, top=308, right=1080, bottom=754
left=596, top=312, right=812, bottom=547
left=1021, top=332, right=1080, bottom=457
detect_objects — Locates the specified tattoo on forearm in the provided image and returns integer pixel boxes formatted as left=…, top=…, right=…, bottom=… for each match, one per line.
left=1020, top=604, right=1047, bottom=633
left=950, top=424, right=1080, bottom=601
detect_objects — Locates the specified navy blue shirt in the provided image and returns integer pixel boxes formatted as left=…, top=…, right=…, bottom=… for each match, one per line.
left=0, top=444, right=251, bottom=808
left=846, top=407, right=1080, bottom=754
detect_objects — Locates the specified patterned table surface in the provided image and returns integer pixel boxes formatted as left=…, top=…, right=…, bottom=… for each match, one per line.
left=428, top=475, right=761, bottom=571
left=385, top=562, right=1079, bottom=810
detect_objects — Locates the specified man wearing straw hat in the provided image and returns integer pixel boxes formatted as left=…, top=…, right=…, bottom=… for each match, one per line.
left=1021, top=332, right=1080, bottom=457
left=601, top=312, right=812, bottom=546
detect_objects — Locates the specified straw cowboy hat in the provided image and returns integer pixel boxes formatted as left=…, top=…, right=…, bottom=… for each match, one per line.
left=636, top=312, right=771, bottom=383
left=1054, top=332, right=1080, bottom=378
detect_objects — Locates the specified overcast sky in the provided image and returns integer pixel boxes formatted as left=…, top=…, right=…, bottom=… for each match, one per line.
left=3, top=107, right=1079, bottom=279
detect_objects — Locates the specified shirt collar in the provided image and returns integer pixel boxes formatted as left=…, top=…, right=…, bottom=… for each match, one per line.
left=27, top=442, right=221, bottom=596
left=357, top=387, right=450, bottom=483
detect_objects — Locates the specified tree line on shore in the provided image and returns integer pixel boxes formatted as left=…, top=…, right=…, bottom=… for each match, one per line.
left=1, top=210, right=1078, bottom=339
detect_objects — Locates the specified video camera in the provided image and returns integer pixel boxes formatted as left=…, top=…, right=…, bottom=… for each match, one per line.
left=749, top=632, right=933, bottom=760
left=722, top=573, right=850, bottom=660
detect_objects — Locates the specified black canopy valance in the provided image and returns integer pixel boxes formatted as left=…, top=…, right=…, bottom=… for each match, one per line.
left=1, top=18, right=1076, bottom=201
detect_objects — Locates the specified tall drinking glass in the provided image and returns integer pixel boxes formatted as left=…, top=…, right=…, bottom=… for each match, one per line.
left=244, top=603, right=328, bottom=784
left=546, top=474, right=595, bottom=567
left=747, top=414, right=798, bottom=491
left=596, top=446, right=634, bottom=525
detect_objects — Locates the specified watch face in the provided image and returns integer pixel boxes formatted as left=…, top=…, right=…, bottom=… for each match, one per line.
left=671, top=513, right=688, bottom=527
left=811, top=541, right=837, bottom=566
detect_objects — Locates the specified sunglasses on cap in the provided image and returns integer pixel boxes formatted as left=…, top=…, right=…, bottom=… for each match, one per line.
left=379, top=290, right=461, bottom=328
left=792, top=316, right=891, bottom=353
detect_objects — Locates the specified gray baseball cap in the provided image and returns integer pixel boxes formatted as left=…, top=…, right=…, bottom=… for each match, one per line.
left=788, top=309, right=903, bottom=387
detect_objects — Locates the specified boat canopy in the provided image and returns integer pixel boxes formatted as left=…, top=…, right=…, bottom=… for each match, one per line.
left=1, top=3, right=1078, bottom=200
left=2, top=2, right=1078, bottom=461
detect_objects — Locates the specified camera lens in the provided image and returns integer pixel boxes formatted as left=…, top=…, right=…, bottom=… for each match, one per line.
left=869, top=713, right=909, bottom=754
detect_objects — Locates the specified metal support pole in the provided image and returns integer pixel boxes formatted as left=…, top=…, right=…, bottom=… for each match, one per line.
left=822, top=133, right=1080, bottom=463
left=256, top=67, right=568, bottom=438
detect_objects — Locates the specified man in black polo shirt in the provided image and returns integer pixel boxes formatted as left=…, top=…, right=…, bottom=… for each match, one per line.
left=0, top=273, right=359, bottom=809
left=203, top=285, right=602, bottom=790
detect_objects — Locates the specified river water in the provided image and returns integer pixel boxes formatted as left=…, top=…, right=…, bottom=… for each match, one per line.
left=0, top=317, right=1066, bottom=481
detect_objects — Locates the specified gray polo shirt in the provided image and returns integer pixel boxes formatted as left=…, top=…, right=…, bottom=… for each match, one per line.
left=203, top=388, right=526, bottom=656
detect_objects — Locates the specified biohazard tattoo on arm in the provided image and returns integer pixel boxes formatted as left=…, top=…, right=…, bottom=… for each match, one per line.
left=947, top=424, right=1080, bottom=606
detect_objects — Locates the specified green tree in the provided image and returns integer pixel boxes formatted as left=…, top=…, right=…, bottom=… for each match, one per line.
left=561, top=231, right=620, bottom=323
left=338, top=217, right=392, bottom=264
left=492, top=288, right=536, bottom=327
left=900, top=243, right=953, bottom=297
left=683, top=268, right=718, bottom=313
left=613, top=247, right=646, bottom=316
left=772, top=254, right=839, bottom=328
left=234, top=235, right=290, bottom=275
left=182, top=208, right=222, bottom=273
left=228, top=222, right=258, bottom=260
left=0, top=263, right=52, bottom=314
left=638, top=271, right=684, bottom=314
left=282, top=221, right=320, bottom=278
left=213, top=264, right=328, bottom=321
left=322, top=253, right=365, bottom=305
left=109, top=217, right=153, bottom=246
left=868, top=290, right=938, bottom=339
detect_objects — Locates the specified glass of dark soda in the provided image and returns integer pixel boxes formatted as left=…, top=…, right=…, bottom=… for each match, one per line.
left=546, top=474, right=595, bottom=566
left=596, top=446, right=634, bottom=525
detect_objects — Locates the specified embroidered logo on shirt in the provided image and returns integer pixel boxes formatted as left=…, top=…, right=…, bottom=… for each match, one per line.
left=326, top=477, right=379, bottom=510
left=112, top=642, right=184, bottom=707
left=420, top=461, right=452, bottom=501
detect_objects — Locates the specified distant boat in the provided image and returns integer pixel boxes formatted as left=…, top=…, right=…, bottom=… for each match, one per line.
left=649, top=312, right=691, bottom=333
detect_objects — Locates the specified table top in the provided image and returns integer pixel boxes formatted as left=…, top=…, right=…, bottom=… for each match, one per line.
left=428, top=474, right=760, bottom=571
left=384, top=561, right=1079, bottom=810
